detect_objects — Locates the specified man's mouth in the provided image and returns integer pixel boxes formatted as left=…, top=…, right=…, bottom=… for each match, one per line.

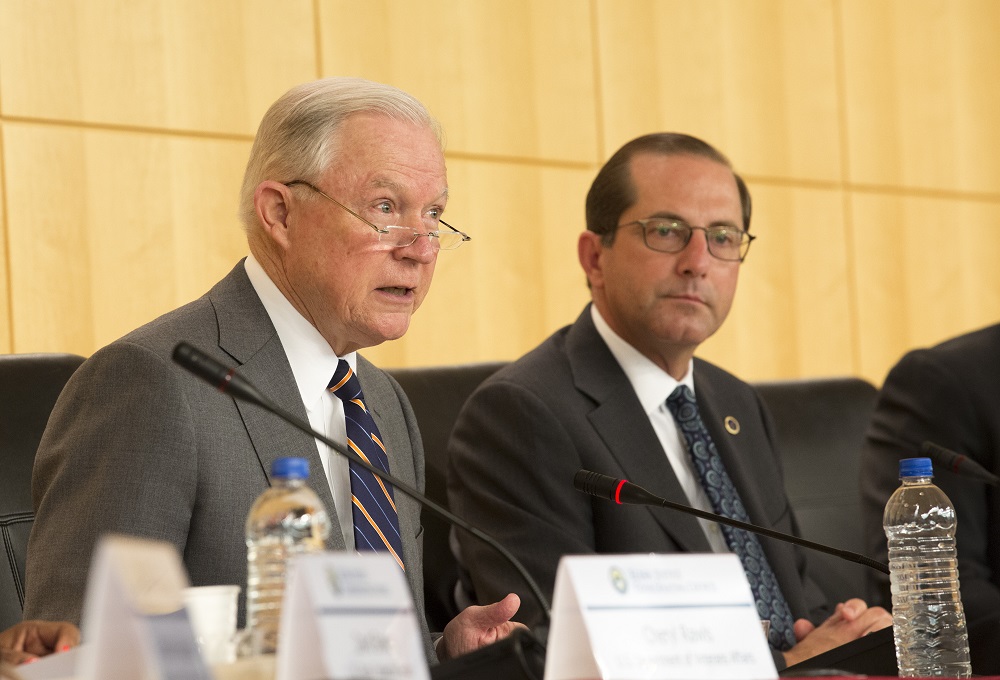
left=667, top=291, right=703, bottom=301
left=379, top=286, right=411, bottom=296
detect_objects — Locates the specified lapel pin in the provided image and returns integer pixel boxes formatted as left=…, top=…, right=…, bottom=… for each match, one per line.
left=724, top=416, right=740, bottom=435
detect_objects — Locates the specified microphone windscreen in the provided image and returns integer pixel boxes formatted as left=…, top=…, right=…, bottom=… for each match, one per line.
left=921, top=441, right=1000, bottom=486
left=173, top=342, right=231, bottom=389
left=172, top=342, right=269, bottom=408
left=573, top=470, right=621, bottom=502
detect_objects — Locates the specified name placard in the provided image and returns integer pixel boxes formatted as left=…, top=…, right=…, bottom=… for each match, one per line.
left=544, top=553, right=776, bottom=680
left=277, top=552, right=429, bottom=680
left=78, top=534, right=210, bottom=680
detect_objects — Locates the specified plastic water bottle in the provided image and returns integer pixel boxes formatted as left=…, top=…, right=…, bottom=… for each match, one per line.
left=883, top=456, right=971, bottom=677
left=245, top=456, right=330, bottom=655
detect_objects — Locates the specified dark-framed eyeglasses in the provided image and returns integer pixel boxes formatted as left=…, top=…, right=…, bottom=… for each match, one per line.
left=620, top=218, right=755, bottom=262
left=284, top=180, right=471, bottom=251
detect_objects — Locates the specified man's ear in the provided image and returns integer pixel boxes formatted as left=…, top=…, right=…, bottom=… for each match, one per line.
left=254, top=180, right=294, bottom=249
left=578, top=230, right=605, bottom=290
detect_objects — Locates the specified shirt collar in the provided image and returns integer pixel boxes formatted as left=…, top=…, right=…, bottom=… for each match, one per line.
left=244, top=254, right=355, bottom=406
left=590, top=304, right=694, bottom=414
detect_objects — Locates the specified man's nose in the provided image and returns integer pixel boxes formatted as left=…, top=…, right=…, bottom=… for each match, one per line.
left=395, top=228, right=438, bottom=263
left=674, top=229, right=713, bottom=275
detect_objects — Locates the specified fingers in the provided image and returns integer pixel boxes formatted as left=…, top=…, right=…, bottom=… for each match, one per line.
left=0, top=625, right=25, bottom=652
left=855, top=606, right=892, bottom=636
left=49, top=622, right=80, bottom=653
left=0, top=621, right=81, bottom=659
left=793, top=618, right=815, bottom=642
left=1, top=647, right=37, bottom=666
left=833, top=598, right=868, bottom=622
left=830, top=600, right=890, bottom=633
left=439, top=593, right=526, bottom=661
left=472, top=593, right=521, bottom=628
left=783, top=602, right=892, bottom=667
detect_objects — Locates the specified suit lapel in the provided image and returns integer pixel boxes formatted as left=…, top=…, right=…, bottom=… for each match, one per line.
left=566, top=309, right=712, bottom=553
left=209, top=262, right=347, bottom=551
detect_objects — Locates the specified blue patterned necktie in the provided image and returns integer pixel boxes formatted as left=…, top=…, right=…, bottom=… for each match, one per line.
left=329, top=360, right=405, bottom=570
left=666, top=384, right=795, bottom=650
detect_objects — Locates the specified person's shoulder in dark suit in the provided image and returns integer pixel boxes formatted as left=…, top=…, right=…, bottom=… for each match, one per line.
left=860, top=322, right=1000, bottom=672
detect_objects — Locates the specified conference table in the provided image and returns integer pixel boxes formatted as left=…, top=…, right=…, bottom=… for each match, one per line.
left=9, top=624, right=991, bottom=680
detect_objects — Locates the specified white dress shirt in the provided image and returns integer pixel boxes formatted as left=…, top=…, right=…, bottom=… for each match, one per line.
left=244, top=255, right=356, bottom=548
left=590, top=305, right=729, bottom=552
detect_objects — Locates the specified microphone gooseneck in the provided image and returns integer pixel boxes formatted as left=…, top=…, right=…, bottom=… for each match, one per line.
left=574, top=469, right=890, bottom=575
left=172, top=342, right=552, bottom=625
left=920, top=440, right=1000, bottom=486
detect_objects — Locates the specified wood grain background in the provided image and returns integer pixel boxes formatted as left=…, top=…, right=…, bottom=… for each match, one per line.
left=2, top=0, right=998, bottom=385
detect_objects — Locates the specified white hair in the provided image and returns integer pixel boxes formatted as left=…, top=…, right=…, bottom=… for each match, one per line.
left=238, top=77, right=442, bottom=232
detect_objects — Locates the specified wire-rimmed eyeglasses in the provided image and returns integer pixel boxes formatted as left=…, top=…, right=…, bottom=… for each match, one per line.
left=284, top=180, right=471, bottom=251
left=621, top=218, right=755, bottom=262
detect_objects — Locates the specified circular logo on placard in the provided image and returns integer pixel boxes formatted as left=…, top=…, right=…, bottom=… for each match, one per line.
left=610, top=566, right=627, bottom=593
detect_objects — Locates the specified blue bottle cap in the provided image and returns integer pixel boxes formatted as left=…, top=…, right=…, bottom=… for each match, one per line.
left=899, top=457, right=933, bottom=479
left=271, top=456, right=309, bottom=479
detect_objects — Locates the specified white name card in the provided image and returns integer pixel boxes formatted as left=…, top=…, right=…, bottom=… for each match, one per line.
left=78, top=534, right=210, bottom=680
left=276, top=552, right=429, bottom=680
left=544, top=553, right=777, bottom=680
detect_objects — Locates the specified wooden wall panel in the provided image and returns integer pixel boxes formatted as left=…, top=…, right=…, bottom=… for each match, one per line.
left=0, top=0, right=316, bottom=135
left=852, top=192, right=1000, bottom=382
left=595, top=0, right=842, bottom=182
left=3, top=124, right=92, bottom=354
left=318, top=0, right=600, bottom=163
left=1, top=0, right=998, bottom=383
left=535, top=167, right=600, bottom=334
left=3, top=123, right=249, bottom=354
left=841, top=0, right=1000, bottom=193
left=700, top=184, right=855, bottom=381
left=367, top=160, right=594, bottom=368
left=0, top=127, right=9, bottom=352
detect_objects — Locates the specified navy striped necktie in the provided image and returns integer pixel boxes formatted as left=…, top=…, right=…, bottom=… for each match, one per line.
left=666, top=384, right=795, bottom=650
left=328, top=360, right=405, bottom=570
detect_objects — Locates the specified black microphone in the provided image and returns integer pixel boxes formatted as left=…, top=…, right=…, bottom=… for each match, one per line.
left=172, top=342, right=552, bottom=625
left=920, top=440, right=1000, bottom=486
left=173, top=341, right=274, bottom=407
left=574, top=469, right=889, bottom=575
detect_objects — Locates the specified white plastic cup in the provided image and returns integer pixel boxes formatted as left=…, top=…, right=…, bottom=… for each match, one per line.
left=183, top=585, right=240, bottom=665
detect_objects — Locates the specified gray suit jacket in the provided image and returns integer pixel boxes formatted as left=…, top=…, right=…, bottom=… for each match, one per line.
left=24, top=261, right=431, bottom=655
left=447, top=307, right=828, bottom=633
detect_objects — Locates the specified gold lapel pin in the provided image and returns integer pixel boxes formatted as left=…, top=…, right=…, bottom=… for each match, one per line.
left=724, top=416, right=740, bottom=435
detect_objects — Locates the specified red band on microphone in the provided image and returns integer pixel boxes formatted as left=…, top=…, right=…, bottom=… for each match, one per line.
left=614, top=479, right=627, bottom=505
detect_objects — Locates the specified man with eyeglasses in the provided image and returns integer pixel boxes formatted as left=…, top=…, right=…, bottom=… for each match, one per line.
left=447, top=132, right=889, bottom=669
left=24, top=77, right=520, bottom=663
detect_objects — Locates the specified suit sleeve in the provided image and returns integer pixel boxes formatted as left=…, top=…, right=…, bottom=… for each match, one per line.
left=447, top=378, right=596, bottom=627
left=860, top=348, right=998, bottom=621
left=24, top=342, right=198, bottom=625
